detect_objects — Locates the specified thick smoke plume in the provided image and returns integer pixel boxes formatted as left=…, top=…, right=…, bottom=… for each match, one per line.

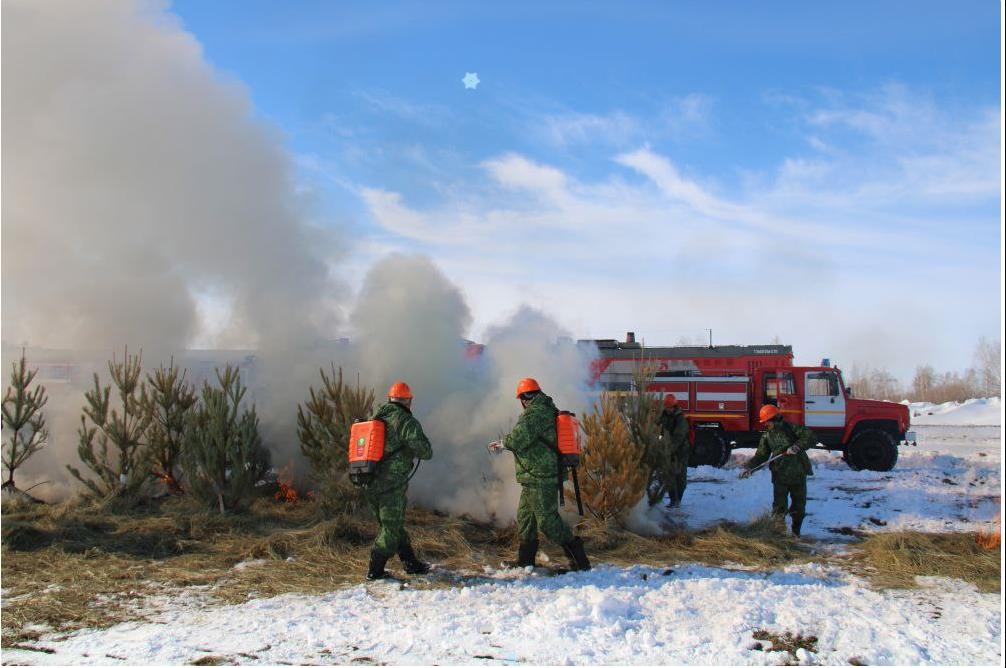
left=1, top=1, right=597, bottom=520
left=2, top=0, right=342, bottom=495
left=346, top=255, right=596, bottom=522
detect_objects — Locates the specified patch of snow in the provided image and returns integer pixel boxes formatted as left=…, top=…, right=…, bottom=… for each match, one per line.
left=5, top=564, right=999, bottom=665
left=673, top=424, right=1000, bottom=538
left=231, top=559, right=268, bottom=571
left=904, top=397, right=1002, bottom=426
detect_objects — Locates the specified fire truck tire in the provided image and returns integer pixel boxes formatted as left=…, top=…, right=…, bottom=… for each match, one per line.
left=842, top=448, right=862, bottom=471
left=689, top=430, right=731, bottom=468
left=847, top=429, right=898, bottom=472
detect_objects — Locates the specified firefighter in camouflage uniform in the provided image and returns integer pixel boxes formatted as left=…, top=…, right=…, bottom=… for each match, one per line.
left=364, top=381, right=433, bottom=580
left=740, top=404, right=815, bottom=536
left=658, top=394, right=690, bottom=507
left=488, top=378, right=591, bottom=571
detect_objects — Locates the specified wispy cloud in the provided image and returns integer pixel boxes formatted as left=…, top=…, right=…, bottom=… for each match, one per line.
left=344, top=83, right=998, bottom=376
left=540, top=110, right=640, bottom=147
left=353, top=88, right=452, bottom=126
left=532, top=93, right=713, bottom=148
left=798, top=83, right=1000, bottom=203
left=661, top=93, right=714, bottom=136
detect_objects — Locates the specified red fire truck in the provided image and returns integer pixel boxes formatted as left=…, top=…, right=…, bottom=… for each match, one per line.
left=587, top=333, right=914, bottom=471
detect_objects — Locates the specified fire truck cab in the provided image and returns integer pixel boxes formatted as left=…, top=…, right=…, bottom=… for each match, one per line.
left=587, top=334, right=914, bottom=472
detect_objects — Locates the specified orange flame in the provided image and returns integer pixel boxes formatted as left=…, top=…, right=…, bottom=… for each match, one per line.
left=153, top=469, right=181, bottom=494
left=274, top=462, right=300, bottom=503
left=976, top=515, right=1000, bottom=551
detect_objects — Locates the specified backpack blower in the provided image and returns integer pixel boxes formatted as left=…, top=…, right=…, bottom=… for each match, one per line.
left=556, top=410, right=584, bottom=516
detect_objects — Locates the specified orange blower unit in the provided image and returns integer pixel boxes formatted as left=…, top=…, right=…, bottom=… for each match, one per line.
left=556, top=411, right=581, bottom=466
left=348, top=420, right=385, bottom=475
left=555, top=410, right=584, bottom=516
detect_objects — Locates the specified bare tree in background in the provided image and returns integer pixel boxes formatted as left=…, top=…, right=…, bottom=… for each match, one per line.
left=847, top=364, right=903, bottom=402
left=974, top=337, right=1001, bottom=398
left=912, top=365, right=936, bottom=402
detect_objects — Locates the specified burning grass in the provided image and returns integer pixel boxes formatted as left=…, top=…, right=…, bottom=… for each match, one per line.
left=848, top=530, right=1001, bottom=593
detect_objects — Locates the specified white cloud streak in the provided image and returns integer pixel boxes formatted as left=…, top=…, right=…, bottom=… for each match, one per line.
left=352, top=84, right=999, bottom=377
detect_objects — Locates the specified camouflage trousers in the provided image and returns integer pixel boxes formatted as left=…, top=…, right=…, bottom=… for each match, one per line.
left=772, top=480, right=807, bottom=521
left=668, top=457, right=688, bottom=505
left=365, top=485, right=411, bottom=557
left=648, top=456, right=688, bottom=506
left=517, top=482, right=573, bottom=546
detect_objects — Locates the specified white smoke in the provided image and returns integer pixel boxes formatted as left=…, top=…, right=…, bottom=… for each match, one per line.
left=1, top=0, right=342, bottom=495
left=347, top=254, right=597, bottom=522
left=1, top=2, right=598, bottom=518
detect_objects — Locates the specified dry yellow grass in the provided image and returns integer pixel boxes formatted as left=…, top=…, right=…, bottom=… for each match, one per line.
left=849, top=530, right=1001, bottom=593
left=3, top=498, right=1000, bottom=648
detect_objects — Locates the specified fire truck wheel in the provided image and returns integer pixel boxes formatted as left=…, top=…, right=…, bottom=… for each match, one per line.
left=689, top=430, right=731, bottom=468
left=848, top=429, right=899, bottom=472
left=842, top=448, right=863, bottom=471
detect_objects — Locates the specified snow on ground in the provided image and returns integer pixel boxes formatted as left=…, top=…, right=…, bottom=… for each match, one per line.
left=662, top=423, right=1001, bottom=539
left=904, top=398, right=1002, bottom=426
left=3, top=564, right=999, bottom=665
left=2, top=422, right=1001, bottom=666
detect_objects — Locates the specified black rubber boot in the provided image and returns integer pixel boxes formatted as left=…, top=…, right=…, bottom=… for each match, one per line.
left=561, top=536, right=592, bottom=572
left=505, top=539, right=538, bottom=568
left=791, top=515, right=804, bottom=537
left=397, top=541, right=431, bottom=575
left=366, top=550, right=391, bottom=580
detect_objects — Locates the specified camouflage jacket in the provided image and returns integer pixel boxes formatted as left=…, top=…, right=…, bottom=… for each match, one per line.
left=504, top=392, right=559, bottom=485
left=746, top=421, right=815, bottom=485
left=659, top=408, right=689, bottom=464
left=366, top=401, right=432, bottom=495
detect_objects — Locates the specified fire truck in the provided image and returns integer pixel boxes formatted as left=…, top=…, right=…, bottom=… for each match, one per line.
left=586, top=333, right=914, bottom=472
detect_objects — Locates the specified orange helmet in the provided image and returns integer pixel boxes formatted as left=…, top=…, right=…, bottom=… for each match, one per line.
left=663, top=394, right=678, bottom=409
left=388, top=381, right=413, bottom=400
left=515, top=377, right=541, bottom=398
left=759, top=404, right=780, bottom=423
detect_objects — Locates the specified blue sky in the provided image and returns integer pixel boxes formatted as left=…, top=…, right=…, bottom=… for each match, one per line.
left=171, top=0, right=1001, bottom=378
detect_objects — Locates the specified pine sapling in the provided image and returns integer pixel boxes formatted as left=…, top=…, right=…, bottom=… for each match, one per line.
left=297, top=365, right=374, bottom=502
left=181, top=365, right=270, bottom=514
left=619, top=361, right=663, bottom=504
left=144, top=360, right=197, bottom=494
left=574, top=392, right=648, bottom=521
left=67, top=348, right=152, bottom=499
left=2, top=351, right=49, bottom=494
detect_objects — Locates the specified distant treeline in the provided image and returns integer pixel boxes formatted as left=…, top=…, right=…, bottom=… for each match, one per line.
left=846, top=337, right=1001, bottom=403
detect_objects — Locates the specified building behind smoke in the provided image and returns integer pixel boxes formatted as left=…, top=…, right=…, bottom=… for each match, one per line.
left=2, top=338, right=491, bottom=399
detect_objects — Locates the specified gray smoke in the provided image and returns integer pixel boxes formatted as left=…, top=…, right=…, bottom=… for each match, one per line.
left=2, top=0, right=342, bottom=495
left=348, top=254, right=596, bottom=522
left=1, top=1, right=597, bottom=517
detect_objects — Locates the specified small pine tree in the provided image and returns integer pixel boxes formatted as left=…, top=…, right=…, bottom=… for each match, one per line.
left=67, top=348, right=152, bottom=499
left=144, top=360, right=197, bottom=494
left=297, top=365, right=374, bottom=506
left=618, top=362, right=663, bottom=505
left=573, top=392, right=648, bottom=521
left=180, top=366, right=270, bottom=514
left=2, top=352, right=48, bottom=493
